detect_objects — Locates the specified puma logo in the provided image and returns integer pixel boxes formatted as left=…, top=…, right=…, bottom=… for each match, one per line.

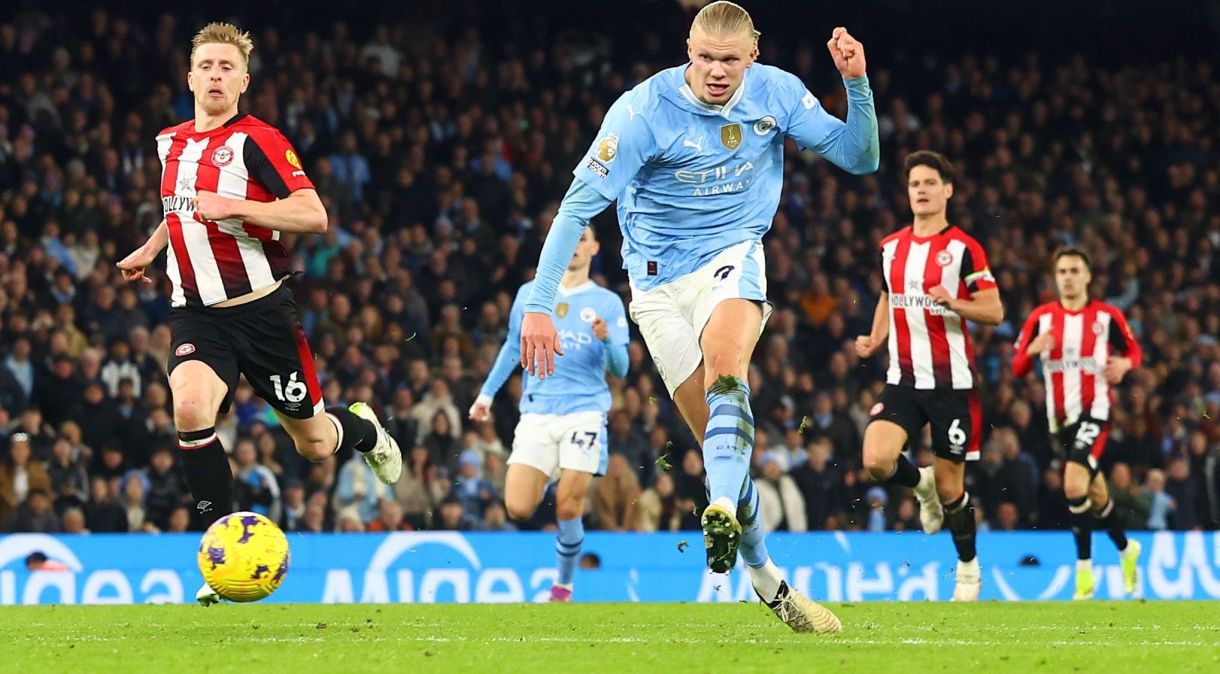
left=683, top=136, right=705, bottom=153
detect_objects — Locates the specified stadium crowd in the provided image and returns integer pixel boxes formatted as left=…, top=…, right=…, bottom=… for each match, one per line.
left=0, top=4, right=1217, bottom=536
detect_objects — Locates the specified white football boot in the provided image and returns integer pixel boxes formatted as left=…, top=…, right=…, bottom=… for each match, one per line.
left=196, top=582, right=222, bottom=607
left=951, top=558, right=981, bottom=601
left=349, top=402, right=403, bottom=484
left=913, top=466, right=944, bottom=534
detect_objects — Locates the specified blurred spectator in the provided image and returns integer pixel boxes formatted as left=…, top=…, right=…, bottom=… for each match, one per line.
left=296, top=492, right=329, bottom=533
left=757, top=453, right=807, bottom=532
left=1035, top=468, right=1069, bottom=531
left=47, top=436, right=88, bottom=512
left=790, top=439, right=843, bottom=530
left=1, top=433, right=52, bottom=527
left=142, top=446, right=186, bottom=530
left=1145, top=469, right=1175, bottom=531
left=166, top=506, right=191, bottom=533
left=367, top=499, right=412, bottom=532
left=233, top=438, right=281, bottom=523
left=673, top=449, right=709, bottom=530
left=83, top=477, right=128, bottom=532
left=394, top=445, right=443, bottom=529
left=334, top=452, right=390, bottom=524
left=994, top=502, right=1022, bottom=531
left=120, top=471, right=150, bottom=532
left=592, top=454, right=641, bottom=532
left=1165, top=457, right=1204, bottom=530
left=1108, top=463, right=1151, bottom=531
left=475, top=498, right=517, bottom=532
left=450, top=449, right=494, bottom=523
left=279, top=479, right=307, bottom=532
left=637, top=471, right=682, bottom=532
left=62, top=507, right=87, bottom=533
left=421, top=409, right=459, bottom=469
left=890, top=496, right=922, bottom=532
left=608, top=410, right=650, bottom=478
left=13, top=488, right=61, bottom=532
left=864, top=486, right=887, bottom=533
left=435, top=495, right=473, bottom=531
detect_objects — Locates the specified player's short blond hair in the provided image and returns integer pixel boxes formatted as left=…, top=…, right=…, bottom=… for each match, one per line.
left=691, top=1, right=760, bottom=45
left=191, top=22, right=254, bottom=67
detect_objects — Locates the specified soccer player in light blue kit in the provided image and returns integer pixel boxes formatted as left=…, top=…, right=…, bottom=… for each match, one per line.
left=470, top=227, right=629, bottom=602
left=519, top=2, right=878, bottom=631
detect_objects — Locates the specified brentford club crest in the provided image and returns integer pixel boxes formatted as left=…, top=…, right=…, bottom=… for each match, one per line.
left=175, top=343, right=196, bottom=356
left=1093, top=322, right=1106, bottom=335
left=870, top=402, right=885, bottom=416
left=211, top=145, right=234, bottom=167
left=935, top=250, right=954, bottom=267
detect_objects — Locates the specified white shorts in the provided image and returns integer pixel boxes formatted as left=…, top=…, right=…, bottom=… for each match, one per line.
left=509, top=411, right=609, bottom=477
left=629, top=240, right=772, bottom=395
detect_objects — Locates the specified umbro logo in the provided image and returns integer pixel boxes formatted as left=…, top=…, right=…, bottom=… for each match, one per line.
left=197, top=500, right=213, bottom=514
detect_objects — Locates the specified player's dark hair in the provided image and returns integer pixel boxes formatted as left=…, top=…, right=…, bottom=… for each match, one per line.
left=904, top=151, right=955, bottom=185
left=1053, top=247, right=1092, bottom=271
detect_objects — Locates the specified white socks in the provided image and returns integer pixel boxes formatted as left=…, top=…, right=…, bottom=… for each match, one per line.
left=711, top=496, right=737, bottom=519
left=749, top=559, right=783, bottom=602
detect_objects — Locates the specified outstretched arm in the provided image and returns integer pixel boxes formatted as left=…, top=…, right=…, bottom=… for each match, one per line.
left=1011, top=311, right=1048, bottom=377
left=520, top=179, right=613, bottom=377
left=116, top=219, right=168, bottom=284
left=593, top=316, right=630, bottom=379
left=471, top=291, right=527, bottom=421
left=1103, top=307, right=1143, bottom=383
left=854, top=292, right=890, bottom=358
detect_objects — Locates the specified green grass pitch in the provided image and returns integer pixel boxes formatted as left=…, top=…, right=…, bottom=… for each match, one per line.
left=5, top=602, right=1218, bottom=673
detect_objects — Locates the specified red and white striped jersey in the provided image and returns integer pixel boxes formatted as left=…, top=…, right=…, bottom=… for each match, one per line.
left=1012, top=301, right=1142, bottom=431
left=156, top=114, right=314, bottom=307
left=880, top=225, right=996, bottom=390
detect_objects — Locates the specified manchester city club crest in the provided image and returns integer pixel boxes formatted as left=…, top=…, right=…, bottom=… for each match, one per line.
left=752, top=116, right=777, bottom=136
left=556, top=302, right=569, bottom=318
left=720, top=123, right=742, bottom=150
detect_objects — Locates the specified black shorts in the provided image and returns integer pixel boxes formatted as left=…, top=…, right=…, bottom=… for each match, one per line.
left=868, top=385, right=982, bottom=463
left=1056, top=416, right=1110, bottom=476
left=168, top=285, right=323, bottom=419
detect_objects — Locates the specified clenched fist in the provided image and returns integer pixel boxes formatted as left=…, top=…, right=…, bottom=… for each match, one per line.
left=827, top=27, right=867, bottom=79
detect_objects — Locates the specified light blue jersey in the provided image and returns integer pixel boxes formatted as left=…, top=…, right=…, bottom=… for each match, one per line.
left=568, top=64, right=878, bottom=292
left=482, top=280, right=630, bottom=415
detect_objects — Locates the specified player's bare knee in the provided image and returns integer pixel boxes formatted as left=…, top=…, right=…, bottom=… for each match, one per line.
left=702, top=351, right=747, bottom=382
left=293, top=437, right=331, bottom=463
left=861, top=446, right=894, bottom=481
left=935, top=472, right=964, bottom=503
left=1064, top=477, right=1090, bottom=501
left=555, top=499, right=584, bottom=521
left=504, top=490, right=537, bottom=521
left=1063, top=464, right=1092, bottom=500
left=505, top=499, right=535, bottom=522
left=173, top=396, right=216, bottom=431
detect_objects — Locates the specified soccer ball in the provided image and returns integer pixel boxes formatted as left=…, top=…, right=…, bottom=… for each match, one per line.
left=197, top=511, right=291, bottom=602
